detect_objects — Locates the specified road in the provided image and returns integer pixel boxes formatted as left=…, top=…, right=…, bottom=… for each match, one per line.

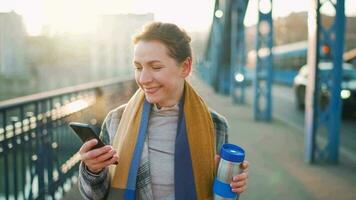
left=243, top=84, right=356, bottom=161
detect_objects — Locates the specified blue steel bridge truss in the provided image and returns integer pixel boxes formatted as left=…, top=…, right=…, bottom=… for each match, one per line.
left=305, top=0, right=345, bottom=164
left=199, top=0, right=346, bottom=164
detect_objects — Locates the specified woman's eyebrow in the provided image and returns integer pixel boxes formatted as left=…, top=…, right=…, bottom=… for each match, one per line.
left=147, top=60, right=162, bottom=65
left=133, top=60, right=162, bottom=66
left=133, top=61, right=141, bottom=65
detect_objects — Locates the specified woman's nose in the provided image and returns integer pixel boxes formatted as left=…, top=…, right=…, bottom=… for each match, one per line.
left=139, top=69, right=153, bottom=84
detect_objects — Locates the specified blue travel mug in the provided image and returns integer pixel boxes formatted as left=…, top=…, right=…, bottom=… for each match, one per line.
left=213, top=143, right=245, bottom=200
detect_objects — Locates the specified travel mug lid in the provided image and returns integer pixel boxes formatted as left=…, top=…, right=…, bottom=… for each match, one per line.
left=220, top=143, right=245, bottom=162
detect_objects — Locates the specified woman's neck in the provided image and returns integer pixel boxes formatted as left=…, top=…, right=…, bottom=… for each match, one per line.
left=157, top=81, right=185, bottom=109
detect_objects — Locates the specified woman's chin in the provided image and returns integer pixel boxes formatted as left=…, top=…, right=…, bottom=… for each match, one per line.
left=145, top=96, right=159, bottom=104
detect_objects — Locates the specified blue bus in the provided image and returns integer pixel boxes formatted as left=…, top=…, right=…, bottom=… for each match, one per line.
left=247, top=41, right=308, bottom=85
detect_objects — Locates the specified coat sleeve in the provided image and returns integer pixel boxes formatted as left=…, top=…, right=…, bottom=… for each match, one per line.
left=209, top=108, right=229, bottom=154
left=78, top=105, right=126, bottom=200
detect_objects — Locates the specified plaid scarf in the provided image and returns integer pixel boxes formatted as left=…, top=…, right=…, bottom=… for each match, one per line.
left=107, top=81, right=216, bottom=200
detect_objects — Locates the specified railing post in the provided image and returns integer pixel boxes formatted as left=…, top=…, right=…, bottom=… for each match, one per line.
left=37, top=101, right=46, bottom=200
left=11, top=116, right=19, bottom=200
left=26, top=111, right=34, bottom=200
left=20, top=106, right=26, bottom=200
left=47, top=98, right=55, bottom=198
left=3, top=111, right=10, bottom=199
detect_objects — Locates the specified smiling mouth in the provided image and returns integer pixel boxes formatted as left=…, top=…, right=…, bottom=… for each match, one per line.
left=144, top=86, right=160, bottom=94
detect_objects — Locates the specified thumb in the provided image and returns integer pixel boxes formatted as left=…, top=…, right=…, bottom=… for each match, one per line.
left=215, top=154, right=220, bottom=171
left=240, top=160, right=249, bottom=170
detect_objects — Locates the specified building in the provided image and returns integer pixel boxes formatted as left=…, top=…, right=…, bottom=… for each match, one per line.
left=91, top=13, right=154, bottom=79
left=0, top=11, right=26, bottom=76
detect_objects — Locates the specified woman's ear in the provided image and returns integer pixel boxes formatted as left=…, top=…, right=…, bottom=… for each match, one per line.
left=181, top=57, right=192, bottom=78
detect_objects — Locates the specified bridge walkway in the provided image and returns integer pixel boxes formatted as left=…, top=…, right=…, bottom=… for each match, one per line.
left=63, top=76, right=356, bottom=200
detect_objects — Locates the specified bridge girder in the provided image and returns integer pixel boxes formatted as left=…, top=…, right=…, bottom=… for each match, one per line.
left=305, top=0, right=345, bottom=164
left=253, top=0, right=274, bottom=121
left=200, top=0, right=249, bottom=97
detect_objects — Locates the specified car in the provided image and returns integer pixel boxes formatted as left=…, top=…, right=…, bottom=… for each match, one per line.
left=293, top=62, right=356, bottom=115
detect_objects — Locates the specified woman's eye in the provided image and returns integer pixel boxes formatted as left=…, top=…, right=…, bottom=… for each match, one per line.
left=152, top=66, right=162, bottom=70
left=134, top=66, right=142, bottom=70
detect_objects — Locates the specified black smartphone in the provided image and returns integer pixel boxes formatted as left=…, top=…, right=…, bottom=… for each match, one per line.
left=69, top=122, right=105, bottom=149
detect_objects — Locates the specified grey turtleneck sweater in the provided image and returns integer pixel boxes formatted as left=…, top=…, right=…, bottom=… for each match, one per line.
left=148, top=104, right=179, bottom=200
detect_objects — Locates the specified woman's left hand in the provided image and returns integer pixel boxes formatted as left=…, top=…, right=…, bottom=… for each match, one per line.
left=230, top=160, right=249, bottom=194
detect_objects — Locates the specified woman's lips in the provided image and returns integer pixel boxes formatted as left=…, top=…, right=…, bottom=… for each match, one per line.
left=144, top=86, right=160, bottom=94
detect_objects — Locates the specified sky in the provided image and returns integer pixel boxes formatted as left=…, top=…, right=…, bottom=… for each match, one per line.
left=0, top=0, right=355, bottom=36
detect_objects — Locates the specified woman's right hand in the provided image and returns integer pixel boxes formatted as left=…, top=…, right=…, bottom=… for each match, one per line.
left=79, top=139, right=119, bottom=174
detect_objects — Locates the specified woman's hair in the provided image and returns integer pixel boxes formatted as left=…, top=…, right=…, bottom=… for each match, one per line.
left=132, top=22, right=192, bottom=63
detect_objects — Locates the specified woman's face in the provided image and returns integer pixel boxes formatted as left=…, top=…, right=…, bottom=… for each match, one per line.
left=133, top=40, right=191, bottom=107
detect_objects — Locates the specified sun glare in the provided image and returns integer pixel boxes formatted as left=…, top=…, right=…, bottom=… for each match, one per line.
left=20, top=2, right=45, bottom=35
left=131, top=0, right=215, bottom=32
left=0, top=0, right=355, bottom=36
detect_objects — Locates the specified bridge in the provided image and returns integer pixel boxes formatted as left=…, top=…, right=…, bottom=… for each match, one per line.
left=1, top=0, right=356, bottom=199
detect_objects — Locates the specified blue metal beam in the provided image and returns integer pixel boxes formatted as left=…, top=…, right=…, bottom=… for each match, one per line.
left=231, top=0, right=249, bottom=104
left=217, top=0, right=233, bottom=95
left=200, top=0, right=250, bottom=98
left=253, top=0, right=273, bottom=121
left=201, top=0, right=224, bottom=90
left=201, top=0, right=240, bottom=96
left=305, top=0, right=345, bottom=164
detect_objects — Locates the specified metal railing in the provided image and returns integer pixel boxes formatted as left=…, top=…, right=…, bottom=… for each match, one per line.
left=0, top=77, right=137, bottom=200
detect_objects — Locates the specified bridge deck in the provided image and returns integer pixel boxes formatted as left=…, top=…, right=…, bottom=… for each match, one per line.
left=63, top=76, right=356, bottom=200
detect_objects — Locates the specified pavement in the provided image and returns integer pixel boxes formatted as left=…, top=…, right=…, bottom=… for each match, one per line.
left=63, top=76, right=356, bottom=200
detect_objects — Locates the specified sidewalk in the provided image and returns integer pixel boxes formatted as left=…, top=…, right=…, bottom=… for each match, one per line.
left=63, top=76, right=356, bottom=200
left=190, top=75, right=356, bottom=200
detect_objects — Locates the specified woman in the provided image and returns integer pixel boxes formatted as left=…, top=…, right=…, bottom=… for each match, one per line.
left=78, top=22, right=249, bottom=200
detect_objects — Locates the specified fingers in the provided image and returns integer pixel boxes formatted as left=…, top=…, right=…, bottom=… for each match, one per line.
left=232, top=185, right=247, bottom=194
left=234, top=171, right=248, bottom=182
left=87, top=156, right=118, bottom=173
left=79, top=140, right=119, bottom=173
left=230, top=175, right=248, bottom=188
left=231, top=171, right=248, bottom=194
left=85, top=148, right=117, bottom=165
left=80, top=145, right=112, bottom=161
left=231, top=179, right=248, bottom=194
left=79, top=139, right=98, bottom=154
